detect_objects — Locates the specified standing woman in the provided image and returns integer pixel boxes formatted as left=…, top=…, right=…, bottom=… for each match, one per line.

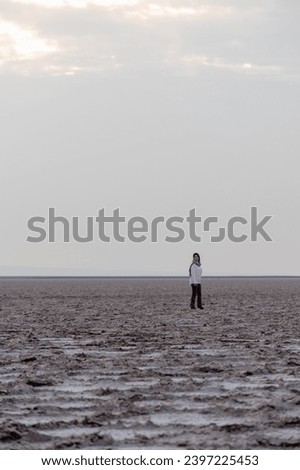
left=189, top=253, right=204, bottom=309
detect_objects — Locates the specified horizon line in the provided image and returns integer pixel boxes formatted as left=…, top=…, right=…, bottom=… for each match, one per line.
left=0, top=275, right=299, bottom=279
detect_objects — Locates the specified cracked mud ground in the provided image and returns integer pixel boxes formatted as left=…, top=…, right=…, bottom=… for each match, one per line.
left=0, top=278, right=299, bottom=449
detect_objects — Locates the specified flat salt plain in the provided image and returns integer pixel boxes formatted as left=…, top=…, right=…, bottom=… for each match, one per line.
left=0, top=278, right=299, bottom=449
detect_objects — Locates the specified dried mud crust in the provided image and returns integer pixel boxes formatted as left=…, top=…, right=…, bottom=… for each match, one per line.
left=0, top=278, right=299, bottom=449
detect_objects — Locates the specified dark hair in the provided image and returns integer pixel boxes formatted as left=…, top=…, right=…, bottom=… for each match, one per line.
left=193, top=253, right=200, bottom=259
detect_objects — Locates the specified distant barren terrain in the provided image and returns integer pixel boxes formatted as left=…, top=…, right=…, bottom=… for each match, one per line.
left=0, top=278, right=299, bottom=449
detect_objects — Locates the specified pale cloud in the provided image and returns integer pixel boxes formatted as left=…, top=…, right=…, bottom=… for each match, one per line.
left=11, top=0, right=140, bottom=7
left=181, top=54, right=282, bottom=77
left=125, top=3, right=235, bottom=20
left=129, top=4, right=199, bottom=18
left=9, top=0, right=246, bottom=18
left=0, top=0, right=298, bottom=80
left=40, top=54, right=122, bottom=76
left=0, top=19, right=57, bottom=62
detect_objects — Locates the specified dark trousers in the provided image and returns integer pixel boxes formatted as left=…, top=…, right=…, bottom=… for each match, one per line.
left=191, top=283, right=202, bottom=308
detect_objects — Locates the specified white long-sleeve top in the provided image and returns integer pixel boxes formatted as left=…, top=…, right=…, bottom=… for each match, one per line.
left=189, top=263, right=202, bottom=285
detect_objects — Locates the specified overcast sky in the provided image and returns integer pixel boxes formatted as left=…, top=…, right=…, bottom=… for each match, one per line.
left=0, top=0, right=299, bottom=276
